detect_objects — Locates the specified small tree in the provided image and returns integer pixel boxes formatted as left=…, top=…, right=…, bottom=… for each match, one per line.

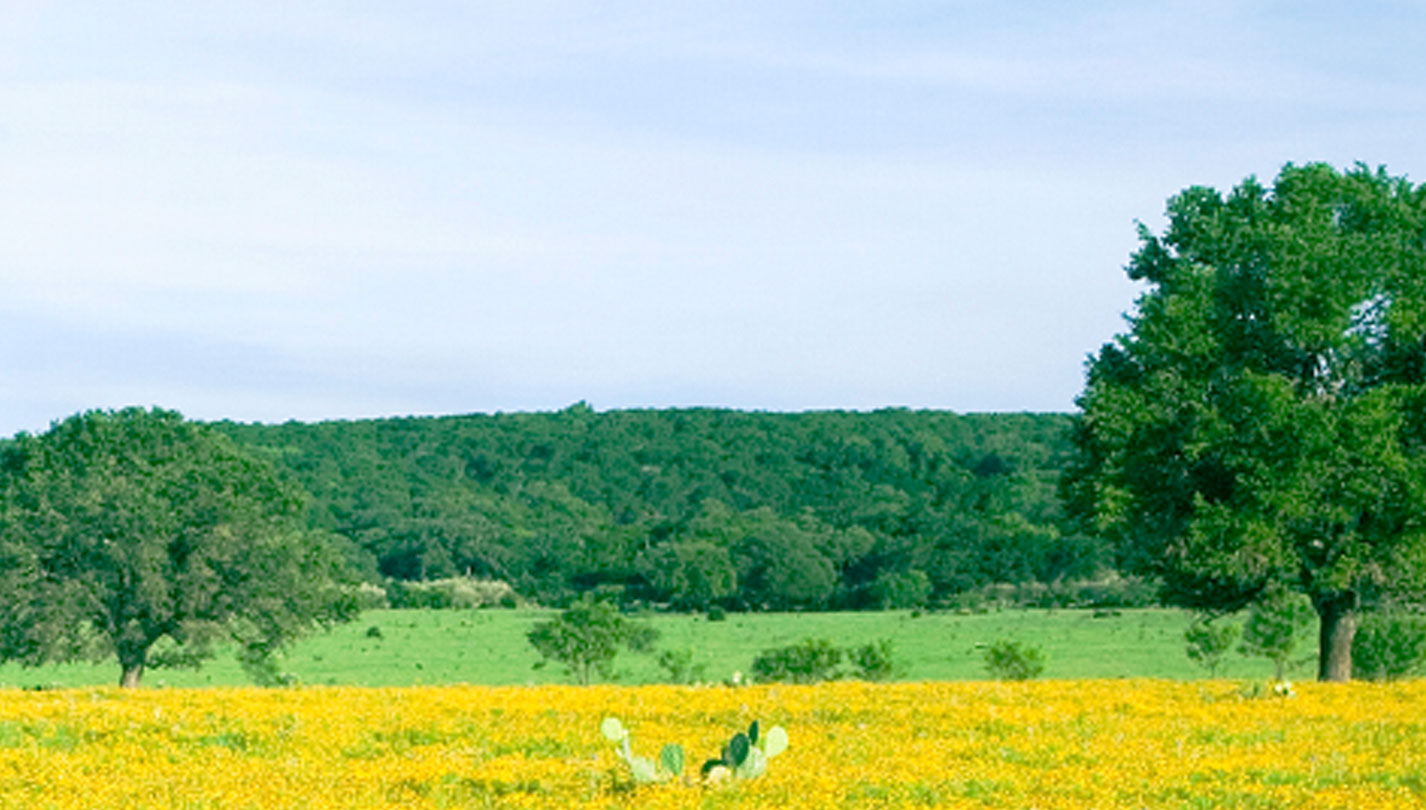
left=526, top=595, right=658, bottom=684
left=1185, top=617, right=1240, bottom=677
left=1239, top=584, right=1314, bottom=680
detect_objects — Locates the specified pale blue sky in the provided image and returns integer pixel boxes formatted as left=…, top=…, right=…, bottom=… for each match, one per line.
left=3, top=2, right=1424, bottom=436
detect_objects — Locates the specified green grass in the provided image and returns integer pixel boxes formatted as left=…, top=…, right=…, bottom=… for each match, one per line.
left=0, top=608, right=1317, bottom=689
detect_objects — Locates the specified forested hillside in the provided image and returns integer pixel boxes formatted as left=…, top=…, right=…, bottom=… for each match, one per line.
left=216, top=406, right=1102, bottom=609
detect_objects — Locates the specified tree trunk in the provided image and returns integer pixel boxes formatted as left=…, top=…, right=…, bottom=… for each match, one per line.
left=117, top=642, right=148, bottom=688
left=119, top=661, right=144, bottom=688
left=1315, top=592, right=1358, bottom=683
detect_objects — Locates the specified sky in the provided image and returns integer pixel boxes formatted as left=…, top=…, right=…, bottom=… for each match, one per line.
left=3, top=1, right=1425, bottom=437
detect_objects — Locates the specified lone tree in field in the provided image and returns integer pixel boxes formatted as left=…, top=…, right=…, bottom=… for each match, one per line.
left=1066, top=163, right=1426, bottom=682
left=0, top=408, right=356, bottom=687
left=527, top=594, right=658, bottom=684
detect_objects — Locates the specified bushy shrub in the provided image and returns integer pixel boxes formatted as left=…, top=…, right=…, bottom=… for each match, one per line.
left=982, top=638, right=1045, bottom=681
left=946, top=589, right=993, bottom=614
left=750, top=638, right=843, bottom=684
left=1012, top=582, right=1064, bottom=609
left=938, top=576, right=1158, bottom=613
left=981, top=583, right=1021, bottom=609
left=385, top=577, right=517, bottom=609
left=1353, top=611, right=1426, bottom=682
left=849, top=639, right=897, bottom=681
left=1064, top=575, right=1159, bottom=609
left=348, top=583, right=390, bottom=611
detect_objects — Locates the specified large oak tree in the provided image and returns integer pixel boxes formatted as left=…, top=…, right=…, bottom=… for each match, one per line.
left=1067, top=163, right=1426, bottom=681
left=0, top=408, right=356, bottom=686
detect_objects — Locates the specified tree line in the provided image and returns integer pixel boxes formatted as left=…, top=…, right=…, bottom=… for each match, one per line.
left=213, top=406, right=1101, bottom=610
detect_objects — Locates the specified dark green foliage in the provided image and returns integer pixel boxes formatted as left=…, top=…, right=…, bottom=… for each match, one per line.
left=213, top=408, right=1088, bottom=610
left=867, top=570, right=931, bottom=609
left=1066, top=163, right=1426, bottom=681
left=235, top=639, right=298, bottom=687
left=1352, top=610, right=1426, bottom=681
left=0, top=408, right=356, bottom=687
left=732, top=522, right=837, bottom=610
left=726, top=733, right=750, bottom=767
left=749, top=638, right=843, bottom=683
left=526, top=595, right=659, bottom=684
left=1184, top=618, right=1240, bottom=677
left=849, top=638, right=898, bottom=681
left=982, top=639, right=1046, bottom=681
left=637, top=540, right=736, bottom=610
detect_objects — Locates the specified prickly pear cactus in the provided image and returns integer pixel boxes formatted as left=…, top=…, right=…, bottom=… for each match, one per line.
left=600, top=717, right=684, bottom=784
left=700, top=720, right=788, bottom=783
left=602, top=717, right=786, bottom=788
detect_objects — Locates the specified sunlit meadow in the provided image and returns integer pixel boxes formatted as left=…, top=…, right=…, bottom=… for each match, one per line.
left=1, top=680, right=1421, bottom=809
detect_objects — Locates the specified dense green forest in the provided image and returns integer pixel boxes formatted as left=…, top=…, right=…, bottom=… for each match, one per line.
left=215, top=406, right=1104, bottom=610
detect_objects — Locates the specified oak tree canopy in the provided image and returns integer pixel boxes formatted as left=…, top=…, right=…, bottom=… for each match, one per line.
left=0, top=408, right=355, bottom=687
left=1067, top=163, right=1426, bottom=681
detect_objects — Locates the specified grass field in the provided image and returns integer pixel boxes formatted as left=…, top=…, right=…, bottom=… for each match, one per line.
left=0, top=607, right=1314, bottom=688
left=2, top=680, right=1421, bottom=808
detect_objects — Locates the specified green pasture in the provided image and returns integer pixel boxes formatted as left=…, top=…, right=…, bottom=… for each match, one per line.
left=0, top=608, right=1314, bottom=689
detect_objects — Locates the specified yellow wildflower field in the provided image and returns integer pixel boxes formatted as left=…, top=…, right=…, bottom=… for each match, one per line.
left=0, top=680, right=1420, bottom=809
